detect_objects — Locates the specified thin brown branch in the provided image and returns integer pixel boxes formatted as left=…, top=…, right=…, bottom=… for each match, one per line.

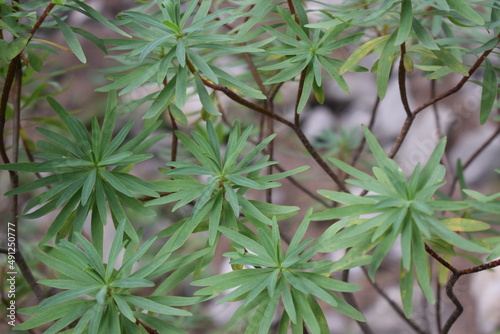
left=286, top=0, right=301, bottom=25
left=431, top=80, right=454, bottom=186
left=350, top=95, right=380, bottom=168
left=442, top=273, right=461, bottom=334
left=389, top=116, right=414, bottom=158
left=137, top=318, right=159, bottom=334
left=7, top=61, right=46, bottom=302
left=398, top=43, right=413, bottom=119
left=425, top=244, right=458, bottom=274
left=273, top=164, right=332, bottom=207
left=269, top=82, right=284, bottom=101
left=341, top=270, right=374, bottom=334
left=265, top=100, right=275, bottom=204
left=427, top=241, right=500, bottom=333
left=0, top=56, right=20, bottom=164
left=242, top=51, right=268, bottom=96
left=413, top=35, right=500, bottom=117
left=168, top=107, right=178, bottom=163
left=29, top=2, right=56, bottom=36
left=436, top=281, right=442, bottom=333
left=361, top=267, right=427, bottom=334
left=460, top=257, right=500, bottom=276
left=449, top=124, right=500, bottom=195
left=390, top=35, right=499, bottom=158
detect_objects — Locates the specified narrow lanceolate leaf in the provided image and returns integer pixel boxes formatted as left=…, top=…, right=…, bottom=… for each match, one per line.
left=144, top=77, right=176, bottom=119
left=394, top=0, right=413, bottom=45
left=432, top=47, right=468, bottom=76
left=297, top=65, right=314, bottom=114
left=51, top=15, right=86, bottom=63
left=480, top=59, right=497, bottom=124
left=81, top=169, right=97, bottom=206
left=440, top=218, right=490, bottom=232
left=412, top=18, right=439, bottom=50
left=194, top=75, right=220, bottom=115
left=446, top=0, right=485, bottom=25
left=340, top=35, right=390, bottom=74
left=187, top=49, right=218, bottom=84
left=377, top=31, right=398, bottom=99
left=400, top=265, right=414, bottom=317
left=5, top=34, right=31, bottom=61
left=72, top=0, right=131, bottom=37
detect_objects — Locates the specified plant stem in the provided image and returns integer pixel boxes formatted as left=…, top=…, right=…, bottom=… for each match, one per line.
left=390, top=35, right=500, bottom=157
left=362, top=267, right=427, bottom=334
left=398, top=43, right=413, bottom=119
left=168, top=107, right=178, bottom=163
left=350, top=95, right=380, bottom=168
left=426, top=243, right=500, bottom=333
left=449, top=124, right=500, bottom=195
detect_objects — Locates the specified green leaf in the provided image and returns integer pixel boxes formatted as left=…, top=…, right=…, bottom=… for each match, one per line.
left=297, top=65, right=314, bottom=114
left=81, top=169, right=97, bottom=206
left=144, top=78, right=176, bottom=119
left=276, top=6, right=310, bottom=41
left=340, top=35, right=390, bottom=74
left=412, top=18, right=439, bottom=50
left=317, top=190, right=376, bottom=205
left=72, top=0, right=131, bottom=37
left=39, top=194, right=80, bottom=245
left=238, top=194, right=273, bottom=225
left=112, top=292, right=135, bottom=323
left=432, top=46, right=468, bottom=76
left=99, top=170, right=132, bottom=197
left=440, top=218, right=490, bottom=232
left=264, top=60, right=309, bottom=85
left=412, top=230, right=434, bottom=304
left=5, top=34, right=31, bottom=61
left=394, top=0, right=413, bottom=45
left=377, top=31, right=398, bottom=99
left=224, top=183, right=240, bottom=217
left=430, top=217, right=488, bottom=253
left=369, top=231, right=399, bottom=280
left=15, top=300, right=92, bottom=331
left=311, top=204, right=380, bottom=221
left=194, top=75, right=221, bottom=115
left=51, top=15, right=86, bottom=63
left=73, top=233, right=106, bottom=277
left=400, top=265, right=414, bottom=317
left=105, top=218, right=126, bottom=280
left=40, top=286, right=100, bottom=307
left=480, top=59, right=497, bottom=124
left=27, top=48, right=43, bottom=72
left=446, top=0, right=485, bottom=25
left=187, top=49, right=218, bottom=84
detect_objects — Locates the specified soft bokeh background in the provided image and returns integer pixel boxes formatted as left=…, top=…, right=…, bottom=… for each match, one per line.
left=1, top=1, right=499, bottom=333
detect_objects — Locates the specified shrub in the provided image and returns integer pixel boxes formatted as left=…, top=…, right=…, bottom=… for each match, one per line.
left=1, top=0, right=499, bottom=333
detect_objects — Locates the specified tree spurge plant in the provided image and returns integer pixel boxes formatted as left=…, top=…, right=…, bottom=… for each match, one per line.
left=1, top=0, right=500, bottom=333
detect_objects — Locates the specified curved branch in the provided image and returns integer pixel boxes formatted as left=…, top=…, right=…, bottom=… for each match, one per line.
left=398, top=43, right=413, bottom=119
left=413, top=36, right=499, bottom=117
left=390, top=35, right=500, bottom=158
left=361, top=267, right=427, bottom=334
left=449, top=124, right=500, bottom=195
left=350, top=95, right=380, bottom=168
left=442, top=273, right=462, bottom=334
left=427, top=243, right=500, bottom=333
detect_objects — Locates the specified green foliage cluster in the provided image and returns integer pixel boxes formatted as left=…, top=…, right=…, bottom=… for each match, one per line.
left=1, top=0, right=500, bottom=333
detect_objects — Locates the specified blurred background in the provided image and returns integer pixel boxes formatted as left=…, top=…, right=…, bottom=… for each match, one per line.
left=1, top=1, right=499, bottom=333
